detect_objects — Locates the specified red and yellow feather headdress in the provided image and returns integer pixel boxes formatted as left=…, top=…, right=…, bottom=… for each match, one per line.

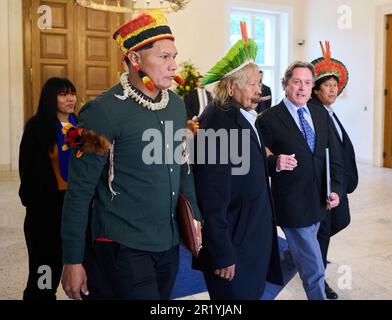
left=311, top=41, right=349, bottom=96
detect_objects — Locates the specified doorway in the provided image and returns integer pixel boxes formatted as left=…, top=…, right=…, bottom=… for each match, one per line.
left=23, top=0, right=125, bottom=121
left=384, top=14, right=392, bottom=168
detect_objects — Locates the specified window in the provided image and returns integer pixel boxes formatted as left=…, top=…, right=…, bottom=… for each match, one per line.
left=230, top=7, right=289, bottom=105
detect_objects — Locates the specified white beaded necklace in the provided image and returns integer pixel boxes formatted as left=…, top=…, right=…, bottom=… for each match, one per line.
left=114, top=73, right=169, bottom=111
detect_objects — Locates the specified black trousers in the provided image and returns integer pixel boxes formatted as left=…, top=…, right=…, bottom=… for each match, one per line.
left=23, top=191, right=65, bottom=300
left=84, top=242, right=179, bottom=300
left=317, top=197, right=351, bottom=269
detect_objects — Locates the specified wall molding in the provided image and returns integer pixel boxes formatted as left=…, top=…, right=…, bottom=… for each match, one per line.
left=374, top=4, right=392, bottom=167
left=9, top=0, right=24, bottom=171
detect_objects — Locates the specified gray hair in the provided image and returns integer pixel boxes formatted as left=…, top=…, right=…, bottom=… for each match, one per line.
left=214, top=63, right=259, bottom=107
left=281, top=61, right=315, bottom=88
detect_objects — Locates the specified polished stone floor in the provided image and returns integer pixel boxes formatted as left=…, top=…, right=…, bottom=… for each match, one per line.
left=1, top=163, right=391, bottom=300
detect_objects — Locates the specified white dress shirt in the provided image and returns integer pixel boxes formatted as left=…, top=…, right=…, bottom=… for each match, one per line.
left=283, top=97, right=315, bottom=133
left=197, top=88, right=209, bottom=116
left=323, top=105, right=343, bottom=142
left=239, top=108, right=261, bottom=146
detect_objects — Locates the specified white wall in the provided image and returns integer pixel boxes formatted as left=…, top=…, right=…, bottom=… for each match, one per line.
left=9, top=0, right=24, bottom=172
left=0, top=0, right=23, bottom=171
left=373, top=1, right=392, bottom=167
left=0, top=0, right=11, bottom=170
left=0, top=0, right=307, bottom=171
left=1, top=0, right=390, bottom=170
left=303, top=0, right=392, bottom=165
left=168, top=0, right=306, bottom=80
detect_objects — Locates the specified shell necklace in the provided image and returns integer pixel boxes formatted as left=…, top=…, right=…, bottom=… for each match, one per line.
left=114, top=73, right=169, bottom=111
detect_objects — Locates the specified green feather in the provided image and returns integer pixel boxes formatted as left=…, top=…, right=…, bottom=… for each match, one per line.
left=201, top=39, right=258, bottom=86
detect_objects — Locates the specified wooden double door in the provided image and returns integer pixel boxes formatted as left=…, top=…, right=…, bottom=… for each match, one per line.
left=23, top=0, right=125, bottom=120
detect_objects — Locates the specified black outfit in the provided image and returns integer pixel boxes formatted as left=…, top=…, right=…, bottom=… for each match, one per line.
left=183, top=89, right=213, bottom=120
left=83, top=242, right=179, bottom=300
left=256, top=84, right=272, bottom=113
left=309, top=99, right=358, bottom=268
left=192, top=101, right=282, bottom=300
left=19, top=116, right=69, bottom=300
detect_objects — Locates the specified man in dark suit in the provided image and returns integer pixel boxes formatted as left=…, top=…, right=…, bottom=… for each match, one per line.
left=192, top=31, right=282, bottom=299
left=256, top=70, right=272, bottom=114
left=257, top=61, right=343, bottom=300
left=309, top=73, right=358, bottom=299
left=184, top=75, right=213, bottom=120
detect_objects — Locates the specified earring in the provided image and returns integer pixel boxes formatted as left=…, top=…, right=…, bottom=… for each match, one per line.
left=174, top=75, right=184, bottom=85
left=139, top=70, right=156, bottom=91
left=228, top=89, right=233, bottom=97
left=133, top=63, right=156, bottom=91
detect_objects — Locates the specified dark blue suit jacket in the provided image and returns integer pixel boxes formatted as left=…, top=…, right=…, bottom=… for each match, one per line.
left=257, top=100, right=344, bottom=228
left=309, top=98, right=358, bottom=235
left=192, top=100, right=282, bottom=299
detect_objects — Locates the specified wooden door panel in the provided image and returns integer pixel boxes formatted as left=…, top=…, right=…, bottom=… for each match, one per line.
left=87, top=66, right=111, bottom=90
left=40, top=33, right=68, bottom=59
left=41, top=64, right=67, bottom=81
left=31, top=0, right=74, bottom=114
left=87, top=9, right=111, bottom=31
left=42, top=1, right=68, bottom=28
left=87, top=36, right=111, bottom=61
left=76, top=0, right=124, bottom=111
left=25, top=0, right=124, bottom=118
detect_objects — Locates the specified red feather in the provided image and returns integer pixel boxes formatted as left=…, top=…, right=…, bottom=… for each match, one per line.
left=114, top=13, right=156, bottom=39
left=240, top=21, right=248, bottom=48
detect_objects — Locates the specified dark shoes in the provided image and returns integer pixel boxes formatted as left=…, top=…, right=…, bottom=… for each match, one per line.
left=325, top=281, right=338, bottom=300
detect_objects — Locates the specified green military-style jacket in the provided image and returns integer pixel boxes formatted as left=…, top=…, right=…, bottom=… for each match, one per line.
left=62, top=84, right=202, bottom=264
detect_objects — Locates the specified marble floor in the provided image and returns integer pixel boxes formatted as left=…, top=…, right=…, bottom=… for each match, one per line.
left=1, top=163, right=392, bottom=300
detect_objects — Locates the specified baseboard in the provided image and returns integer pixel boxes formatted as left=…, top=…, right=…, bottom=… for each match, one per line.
left=356, top=158, right=374, bottom=166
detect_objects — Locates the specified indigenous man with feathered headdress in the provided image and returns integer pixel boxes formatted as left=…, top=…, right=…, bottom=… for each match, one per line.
left=61, top=11, right=202, bottom=300
left=192, top=22, right=283, bottom=300
left=310, top=41, right=358, bottom=300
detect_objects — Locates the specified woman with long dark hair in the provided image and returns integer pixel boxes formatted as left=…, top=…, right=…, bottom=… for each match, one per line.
left=19, top=77, right=77, bottom=300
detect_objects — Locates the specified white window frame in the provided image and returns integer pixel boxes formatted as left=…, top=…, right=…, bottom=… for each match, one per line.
left=225, top=0, right=293, bottom=105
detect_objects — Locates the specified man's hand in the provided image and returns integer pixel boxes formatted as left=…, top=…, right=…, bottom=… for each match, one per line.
left=193, top=219, right=203, bottom=252
left=61, top=264, right=89, bottom=300
left=327, top=192, right=340, bottom=210
left=276, top=154, right=298, bottom=171
left=186, top=116, right=199, bottom=136
left=214, top=264, right=235, bottom=281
